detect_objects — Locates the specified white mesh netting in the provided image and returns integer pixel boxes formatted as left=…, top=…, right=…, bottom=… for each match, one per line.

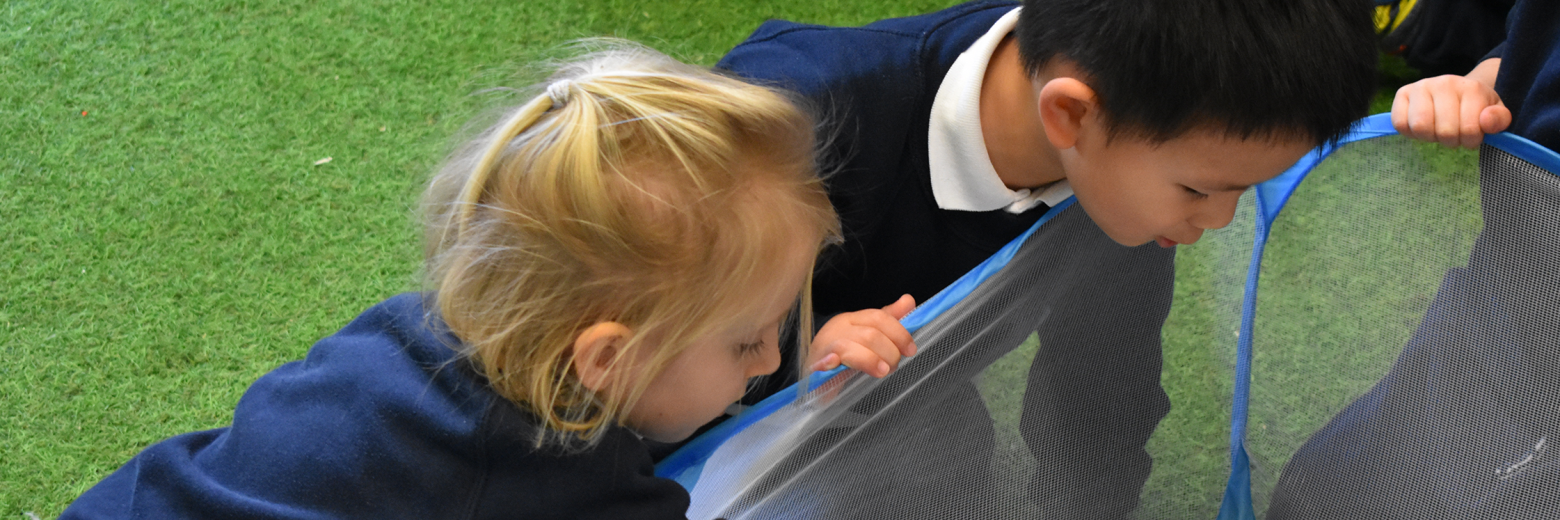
left=663, top=129, right=1560, bottom=520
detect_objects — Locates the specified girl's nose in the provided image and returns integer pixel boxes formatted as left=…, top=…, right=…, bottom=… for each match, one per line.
left=746, top=331, right=782, bottom=378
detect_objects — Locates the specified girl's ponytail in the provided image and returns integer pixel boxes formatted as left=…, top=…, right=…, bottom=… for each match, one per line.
left=455, top=93, right=554, bottom=237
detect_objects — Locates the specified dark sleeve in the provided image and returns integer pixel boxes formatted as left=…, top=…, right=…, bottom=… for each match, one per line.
left=716, top=20, right=842, bottom=98
left=716, top=18, right=921, bottom=197
left=61, top=299, right=495, bottom=519
left=1491, top=0, right=1560, bottom=151
left=61, top=295, right=691, bottom=520
left=1485, top=41, right=1507, bottom=62
left=477, top=406, right=691, bottom=520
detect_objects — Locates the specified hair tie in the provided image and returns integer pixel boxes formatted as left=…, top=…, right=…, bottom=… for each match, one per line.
left=546, top=79, right=574, bottom=109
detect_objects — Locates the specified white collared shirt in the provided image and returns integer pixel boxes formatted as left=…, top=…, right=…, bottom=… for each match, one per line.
left=927, top=7, right=1073, bottom=214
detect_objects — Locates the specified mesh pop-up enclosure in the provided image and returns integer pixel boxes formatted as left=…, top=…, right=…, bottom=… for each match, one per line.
left=656, top=114, right=1560, bottom=519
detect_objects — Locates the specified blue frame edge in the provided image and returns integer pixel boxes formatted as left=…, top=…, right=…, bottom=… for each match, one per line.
left=1485, top=131, right=1560, bottom=176
left=1217, top=115, right=1560, bottom=520
left=657, top=110, right=1560, bottom=511
left=654, top=197, right=1079, bottom=490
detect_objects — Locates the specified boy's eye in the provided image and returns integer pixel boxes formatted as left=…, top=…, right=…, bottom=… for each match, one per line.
left=1181, top=185, right=1209, bottom=198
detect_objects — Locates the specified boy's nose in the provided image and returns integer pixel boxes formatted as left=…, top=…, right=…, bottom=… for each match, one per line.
left=1193, top=195, right=1241, bottom=231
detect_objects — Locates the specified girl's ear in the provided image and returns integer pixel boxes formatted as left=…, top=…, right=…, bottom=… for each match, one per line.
left=1037, top=77, right=1098, bottom=150
left=572, top=322, right=634, bottom=393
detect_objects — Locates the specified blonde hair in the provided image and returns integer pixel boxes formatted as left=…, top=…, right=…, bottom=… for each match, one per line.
left=422, top=42, right=839, bottom=449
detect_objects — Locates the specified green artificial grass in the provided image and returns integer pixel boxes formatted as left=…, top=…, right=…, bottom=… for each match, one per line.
left=3, top=0, right=1476, bottom=517
left=1239, top=137, right=1481, bottom=511
left=4, top=1, right=974, bottom=515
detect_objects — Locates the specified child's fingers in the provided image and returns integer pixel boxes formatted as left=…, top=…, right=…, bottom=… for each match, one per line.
left=836, top=341, right=893, bottom=378
left=1402, top=86, right=1439, bottom=143
left=1392, top=75, right=1506, bottom=149
left=851, top=308, right=916, bottom=358
left=1390, top=87, right=1414, bottom=136
left=856, top=326, right=905, bottom=369
left=812, top=320, right=905, bottom=377
left=1457, top=90, right=1490, bottom=149
left=1432, top=82, right=1467, bottom=149
left=881, top=294, right=918, bottom=357
left=809, top=352, right=841, bottom=373
left=842, top=325, right=905, bottom=375
left=1480, top=103, right=1512, bottom=136
left=882, top=294, right=916, bottom=320
left=877, top=331, right=907, bottom=368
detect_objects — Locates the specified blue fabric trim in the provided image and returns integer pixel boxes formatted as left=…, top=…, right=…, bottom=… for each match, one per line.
left=1244, top=113, right=1560, bottom=226
left=1217, top=116, right=1560, bottom=518
left=899, top=197, right=1078, bottom=333
left=1485, top=131, right=1560, bottom=177
left=654, top=197, right=1079, bottom=490
left=1215, top=442, right=1255, bottom=520
left=661, top=114, right=1560, bottom=507
left=1219, top=114, right=1398, bottom=520
left=1230, top=205, right=1269, bottom=453
left=654, top=377, right=801, bottom=488
left=1256, top=116, right=1560, bottom=228
left=1254, top=114, right=1398, bottom=227
left=1219, top=198, right=1270, bottom=520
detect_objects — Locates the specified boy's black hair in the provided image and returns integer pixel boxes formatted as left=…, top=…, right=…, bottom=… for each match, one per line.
left=1016, top=0, right=1376, bottom=146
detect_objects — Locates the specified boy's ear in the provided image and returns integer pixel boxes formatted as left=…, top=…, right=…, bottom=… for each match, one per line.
left=1036, top=77, right=1098, bottom=150
left=572, top=322, right=634, bottom=393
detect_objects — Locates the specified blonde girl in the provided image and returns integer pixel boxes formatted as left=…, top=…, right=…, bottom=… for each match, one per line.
left=62, top=42, right=840, bottom=520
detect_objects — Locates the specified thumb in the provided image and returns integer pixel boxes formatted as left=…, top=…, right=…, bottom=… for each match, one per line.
left=882, top=294, right=916, bottom=320
left=1481, top=102, right=1512, bottom=135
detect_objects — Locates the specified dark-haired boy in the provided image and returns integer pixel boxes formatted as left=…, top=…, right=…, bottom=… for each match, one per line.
left=720, top=0, right=1376, bottom=515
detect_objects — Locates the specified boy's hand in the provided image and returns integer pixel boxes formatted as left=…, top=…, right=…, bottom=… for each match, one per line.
left=1391, top=58, right=1510, bottom=149
left=809, top=294, right=917, bottom=378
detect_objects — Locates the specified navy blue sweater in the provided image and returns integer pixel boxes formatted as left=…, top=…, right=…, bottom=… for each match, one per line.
left=1488, top=0, right=1560, bottom=150
left=62, top=294, right=690, bottom=520
left=718, top=1, right=1042, bottom=318
left=716, top=2, right=1172, bottom=517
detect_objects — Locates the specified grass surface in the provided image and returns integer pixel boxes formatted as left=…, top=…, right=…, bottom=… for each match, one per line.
left=1240, top=137, right=1481, bottom=510
left=3, top=1, right=969, bottom=516
left=3, top=0, right=1470, bottom=517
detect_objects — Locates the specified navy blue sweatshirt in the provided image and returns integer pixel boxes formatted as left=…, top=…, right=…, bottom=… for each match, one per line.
left=715, top=2, right=1172, bottom=517
left=62, top=293, right=691, bottom=520
left=1487, top=0, right=1560, bottom=150
left=718, top=1, right=1041, bottom=319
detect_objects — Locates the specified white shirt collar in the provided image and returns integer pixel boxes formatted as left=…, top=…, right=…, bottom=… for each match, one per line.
left=927, top=7, right=1072, bottom=214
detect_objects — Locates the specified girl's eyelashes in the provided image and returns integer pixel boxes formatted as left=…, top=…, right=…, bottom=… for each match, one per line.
left=1181, top=185, right=1209, bottom=199
left=736, top=339, right=766, bottom=356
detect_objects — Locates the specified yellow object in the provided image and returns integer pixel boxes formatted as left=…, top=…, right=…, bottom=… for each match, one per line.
left=1374, top=0, right=1419, bottom=35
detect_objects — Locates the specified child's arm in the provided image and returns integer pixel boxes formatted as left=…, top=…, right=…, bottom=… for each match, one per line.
left=1391, top=57, right=1510, bottom=148
left=809, top=294, right=918, bottom=378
